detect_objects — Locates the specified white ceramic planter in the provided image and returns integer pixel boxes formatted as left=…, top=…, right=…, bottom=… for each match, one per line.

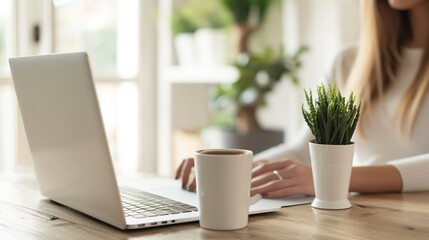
left=174, top=33, right=198, bottom=67
left=309, top=142, right=354, bottom=210
left=194, top=28, right=227, bottom=67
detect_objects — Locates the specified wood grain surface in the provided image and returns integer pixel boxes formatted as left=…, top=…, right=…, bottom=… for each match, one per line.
left=1, top=174, right=428, bottom=240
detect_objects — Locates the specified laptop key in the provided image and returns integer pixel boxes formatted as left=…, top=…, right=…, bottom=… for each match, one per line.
left=141, top=212, right=158, bottom=217
left=165, top=210, right=181, bottom=214
left=151, top=210, right=169, bottom=216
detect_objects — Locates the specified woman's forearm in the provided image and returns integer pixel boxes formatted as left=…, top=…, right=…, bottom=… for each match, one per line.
left=350, top=165, right=403, bottom=193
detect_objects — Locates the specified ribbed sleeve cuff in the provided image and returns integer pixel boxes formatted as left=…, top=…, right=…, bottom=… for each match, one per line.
left=388, top=154, right=429, bottom=192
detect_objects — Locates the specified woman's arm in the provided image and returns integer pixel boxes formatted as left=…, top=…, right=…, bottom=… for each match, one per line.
left=252, top=155, right=429, bottom=197
left=251, top=161, right=404, bottom=197
left=350, top=153, right=429, bottom=193
left=350, top=165, right=403, bottom=193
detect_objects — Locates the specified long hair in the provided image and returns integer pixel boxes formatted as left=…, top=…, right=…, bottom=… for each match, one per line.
left=346, top=0, right=429, bottom=136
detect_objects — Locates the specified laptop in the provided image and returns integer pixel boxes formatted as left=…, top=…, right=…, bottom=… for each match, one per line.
left=9, top=52, right=312, bottom=230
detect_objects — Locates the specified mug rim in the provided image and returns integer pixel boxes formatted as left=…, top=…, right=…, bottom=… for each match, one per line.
left=195, top=148, right=252, bottom=156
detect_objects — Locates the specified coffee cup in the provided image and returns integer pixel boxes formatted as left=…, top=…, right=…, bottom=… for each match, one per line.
left=194, top=149, right=261, bottom=230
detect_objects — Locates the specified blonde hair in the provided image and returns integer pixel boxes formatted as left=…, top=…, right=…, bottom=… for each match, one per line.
left=346, top=0, right=429, bottom=136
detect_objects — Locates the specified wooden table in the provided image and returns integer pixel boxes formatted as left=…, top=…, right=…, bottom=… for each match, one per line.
left=1, top=174, right=428, bottom=240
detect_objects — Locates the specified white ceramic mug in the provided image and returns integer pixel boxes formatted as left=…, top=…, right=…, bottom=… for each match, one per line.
left=194, top=149, right=261, bottom=230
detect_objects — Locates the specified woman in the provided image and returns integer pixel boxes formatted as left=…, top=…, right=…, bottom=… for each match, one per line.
left=175, top=0, right=429, bottom=198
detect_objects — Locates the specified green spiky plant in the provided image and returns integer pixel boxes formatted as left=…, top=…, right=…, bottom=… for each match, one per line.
left=302, top=82, right=361, bottom=145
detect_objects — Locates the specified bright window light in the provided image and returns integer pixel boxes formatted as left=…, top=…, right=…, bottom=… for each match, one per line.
left=117, top=0, right=138, bottom=79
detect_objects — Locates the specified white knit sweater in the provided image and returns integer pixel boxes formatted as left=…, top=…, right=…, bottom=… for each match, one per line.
left=255, top=47, right=429, bottom=192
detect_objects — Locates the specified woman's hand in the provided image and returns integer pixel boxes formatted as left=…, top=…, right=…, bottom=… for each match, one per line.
left=251, top=159, right=314, bottom=198
left=175, top=157, right=314, bottom=198
left=175, top=158, right=196, bottom=192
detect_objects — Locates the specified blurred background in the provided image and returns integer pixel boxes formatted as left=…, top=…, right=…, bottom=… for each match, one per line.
left=0, top=0, right=359, bottom=177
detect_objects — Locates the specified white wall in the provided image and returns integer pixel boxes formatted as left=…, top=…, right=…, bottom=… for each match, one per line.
left=171, top=84, right=213, bottom=131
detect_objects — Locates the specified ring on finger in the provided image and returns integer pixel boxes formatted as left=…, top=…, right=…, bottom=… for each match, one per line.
left=273, top=170, right=283, bottom=180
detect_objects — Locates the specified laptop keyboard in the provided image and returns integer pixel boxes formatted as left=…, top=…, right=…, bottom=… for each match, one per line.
left=120, top=187, right=198, bottom=219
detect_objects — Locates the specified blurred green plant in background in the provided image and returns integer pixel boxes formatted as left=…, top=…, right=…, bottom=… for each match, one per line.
left=171, top=0, right=308, bottom=134
left=212, top=46, right=308, bottom=131
left=172, top=0, right=232, bottom=35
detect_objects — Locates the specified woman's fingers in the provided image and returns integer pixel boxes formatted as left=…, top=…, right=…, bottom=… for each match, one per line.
left=179, top=158, right=194, bottom=189
left=174, top=157, right=197, bottom=192
left=252, top=160, right=268, bottom=168
left=175, top=159, right=185, bottom=179
left=251, top=169, right=286, bottom=188
left=252, top=159, right=294, bottom=177
left=262, top=186, right=304, bottom=198
left=251, top=179, right=296, bottom=196
left=251, top=159, right=314, bottom=198
left=187, top=178, right=196, bottom=192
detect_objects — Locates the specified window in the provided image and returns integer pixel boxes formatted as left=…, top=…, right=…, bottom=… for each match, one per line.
left=0, top=0, right=148, bottom=175
left=0, top=0, right=16, bottom=172
left=54, top=0, right=117, bottom=74
left=0, top=0, right=12, bottom=73
left=53, top=0, right=139, bottom=173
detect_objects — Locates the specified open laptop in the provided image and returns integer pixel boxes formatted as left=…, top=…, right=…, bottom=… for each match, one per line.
left=9, top=52, right=312, bottom=230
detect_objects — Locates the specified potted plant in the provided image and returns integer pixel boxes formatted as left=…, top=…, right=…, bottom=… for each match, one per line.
left=172, top=0, right=232, bottom=67
left=198, top=0, right=308, bottom=153
left=302, top=81, right=361, bottom=210
left=220, top=0, right=278, bottom=54
left=202, top=47, right=306, bottom=153
left=215, top=47, right=307, bottom=133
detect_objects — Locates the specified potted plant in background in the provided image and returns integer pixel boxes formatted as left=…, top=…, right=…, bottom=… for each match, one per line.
left=221, top=0, right=277, bottom=54
left=214, top=47, right=307, bottom=133
left=302, top=81, right=361, bottom=210
left=172, top=0, right=232, bottom=67
left=202, top=0, right=308, bottom=153
left=203, top=47, right=307, bottom=153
